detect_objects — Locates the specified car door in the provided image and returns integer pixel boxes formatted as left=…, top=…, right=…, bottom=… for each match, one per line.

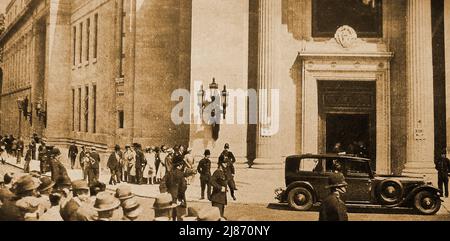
left=297, top=158, right=330, bottom=201
left=343, top=160, right=372, bottom=203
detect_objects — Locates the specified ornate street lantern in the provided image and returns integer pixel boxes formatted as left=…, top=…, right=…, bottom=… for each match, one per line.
left=221, top=85, right=228, bottom=119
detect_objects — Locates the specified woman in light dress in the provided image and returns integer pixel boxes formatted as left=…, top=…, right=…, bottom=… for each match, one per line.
left=143, top=146, right=156, bottom=184
left=156, top=146, right=168, bottom=183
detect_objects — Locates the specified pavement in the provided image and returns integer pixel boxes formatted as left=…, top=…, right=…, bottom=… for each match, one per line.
left=1, top=153, right=285, bottom=205
left=2, top=152, right=450, bottom=217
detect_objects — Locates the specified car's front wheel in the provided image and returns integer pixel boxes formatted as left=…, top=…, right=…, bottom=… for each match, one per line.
left=414, top=190, right=441, bottom=215
left=287, top=187, right=314, bottom=211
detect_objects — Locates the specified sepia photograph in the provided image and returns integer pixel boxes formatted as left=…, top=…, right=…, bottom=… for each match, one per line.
left=0, top=0, right=449, bottom=227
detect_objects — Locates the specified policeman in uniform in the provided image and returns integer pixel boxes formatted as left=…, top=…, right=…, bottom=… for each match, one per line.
left=319, top=173, right=348, bottom=221
left=435, top=148, right=450, bottom=197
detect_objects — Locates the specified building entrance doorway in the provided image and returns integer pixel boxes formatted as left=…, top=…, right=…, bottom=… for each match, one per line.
left=318, top=81, right=376, bottom=169
left=326, top=114, right=372, bottom=157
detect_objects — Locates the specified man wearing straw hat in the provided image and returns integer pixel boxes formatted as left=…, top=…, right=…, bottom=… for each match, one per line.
left=319, top=173, right=349, bottom=221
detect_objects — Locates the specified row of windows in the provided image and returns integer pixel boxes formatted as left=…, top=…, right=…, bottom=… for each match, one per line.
left=5, top=0, right=30, bottom=28
left=72, top=85, right=97, bottom=134
left=2, top=34, right=33, bottom=93
left=73, top=13, right=99, bottom=67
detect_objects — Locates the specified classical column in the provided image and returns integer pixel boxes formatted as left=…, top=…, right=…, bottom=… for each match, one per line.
left=444, top=0, right=450, bottom=158
left=403, top=0, right=437, bottom=180
left=256, top=0, right=281, bottom=163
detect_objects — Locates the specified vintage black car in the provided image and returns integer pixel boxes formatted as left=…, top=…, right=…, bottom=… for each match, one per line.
left=275, top=154, right=442, bottom=215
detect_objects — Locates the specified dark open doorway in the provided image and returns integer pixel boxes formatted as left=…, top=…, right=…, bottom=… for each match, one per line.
left=326, top=113, right=375, bottom=168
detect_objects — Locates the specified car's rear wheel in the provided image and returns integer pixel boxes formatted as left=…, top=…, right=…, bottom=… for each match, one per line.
left=288, top=187, right=314, bottom=211
left=378, top=180, right=404, bottom=205
left=414, top=190, right=441, bottom=215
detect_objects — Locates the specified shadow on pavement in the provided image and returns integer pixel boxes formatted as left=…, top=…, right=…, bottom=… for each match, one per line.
left=267, top=203, right=421, bottom=215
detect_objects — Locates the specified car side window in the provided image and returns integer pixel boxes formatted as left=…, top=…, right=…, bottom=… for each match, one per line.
left=325, top=158, right=342, bottom=173
left=346, top=160, right=370, bottom=177
left=299, top=158, right=323, bottom=172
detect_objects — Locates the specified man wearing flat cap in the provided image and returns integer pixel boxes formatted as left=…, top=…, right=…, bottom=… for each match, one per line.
left=319, top=173, right=348, bottom=221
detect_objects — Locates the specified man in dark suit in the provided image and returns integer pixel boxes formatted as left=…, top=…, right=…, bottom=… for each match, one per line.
left=79, top=146, right=87, bottom=180
left=38, top=142, right=48, bottom=173
left=48, top=148, right=71, bottom=191
left=435, top=148, right=450, bottom=197
left=107, top=145, right=122, bottom=185
left=68, top=143, right=79, bottom=169
left=197, top=149, right=212, bottom=200
left=89, top=147, right=101, bottom=185
left=319, top=173, right=348, bottom=221
left=224, top=159, right=237, bottom=201
left=210, top=162, right=228, bottom=217
left=134, top=144, right=145, bottom=185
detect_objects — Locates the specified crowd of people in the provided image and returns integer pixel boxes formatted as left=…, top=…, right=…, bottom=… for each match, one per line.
left=0, top=172, right=227, bottom=221
left=0, top=134, right=239, bottom=221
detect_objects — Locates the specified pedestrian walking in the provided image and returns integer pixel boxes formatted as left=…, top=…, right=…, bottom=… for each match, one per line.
left=89, top=148, right=101, bottom=184
left=224, top=159, right=237, bottom=201
left=38, top=142, right=48, bottom=174
left=49, top=148, right=71, bottom=190
left=156, top=146, right=168, bottom=182
left=107, top=145, right=122, bottom=186
left=16, top=137, right=24, bottom=164
left=134, top=144, right=145, bottom=185
left=68, top=143, right=79, bottom=169
left=435, top=148, right=450, bottom=198
left=165, top=148, right=175, bottom=172
left=197, top=150, right=212, bottom=200
left=210, top=162, right=228, bottom=217
left=319, top=173, right=349, bottom=221
left=218, top=143, right=236, bottom=165
left=184, top=148, right=196, bottom=185
left=23, top=144, right=33, bottom=173
left=0, top=148, right=6, bottom=165
left=79, top=146, right=88, bottom=180
left=124, top=145, right=136, bottom=183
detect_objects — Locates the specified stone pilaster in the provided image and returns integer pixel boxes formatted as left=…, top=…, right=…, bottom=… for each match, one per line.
left=444, top=0, right=450, bottom=158
left=403, top=0, right=437, bottom=181
left=256, top=0, right=281, bottom=163
left=44, top=0, right=72, bottom=145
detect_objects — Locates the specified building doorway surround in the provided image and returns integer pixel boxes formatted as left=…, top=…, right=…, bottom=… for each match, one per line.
left=318, top=81, right=377, bottom=168
left=298, top=40, right=393, bottom=174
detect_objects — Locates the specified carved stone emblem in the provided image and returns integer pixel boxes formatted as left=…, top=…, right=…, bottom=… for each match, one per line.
left=334, top=25, right=358, bottom=48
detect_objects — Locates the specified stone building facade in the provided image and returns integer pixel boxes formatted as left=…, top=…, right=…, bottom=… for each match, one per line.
left=0, top=0, right=448, bottom=180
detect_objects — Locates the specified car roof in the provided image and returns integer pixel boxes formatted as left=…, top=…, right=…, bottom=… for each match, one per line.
left=286, top=154, right=371, bottom=162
